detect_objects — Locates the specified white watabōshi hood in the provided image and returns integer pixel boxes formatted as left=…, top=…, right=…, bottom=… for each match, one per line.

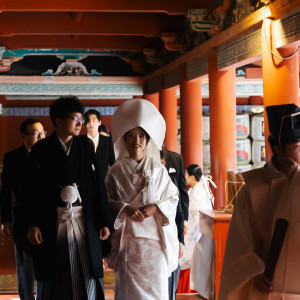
left=111, top=99, right=166, bottom=161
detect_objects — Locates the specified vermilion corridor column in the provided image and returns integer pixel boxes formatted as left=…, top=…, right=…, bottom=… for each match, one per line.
left=262, top=19, right=299, bottom=161
left=144, top=92, right=159, bottom=110
left=180, top=71, right=203, bottom=168
left=208, top=49, right=237, bottom=210
left=159, top=86, right=178, bottom=152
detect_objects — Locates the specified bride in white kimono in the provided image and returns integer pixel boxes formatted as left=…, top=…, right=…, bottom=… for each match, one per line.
left=105, top=99, right=179, bottom=300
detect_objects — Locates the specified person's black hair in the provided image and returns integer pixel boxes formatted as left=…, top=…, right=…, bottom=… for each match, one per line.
left=186, top=164, right=203, bottom=182
left=160, top=149, right=165, bottom=160
left=99, top=124, right=110, bottom=134
left=20, top=118, right=41, bottom=134
left=268, top=137, right=277, bottom=155
left=124, top=127, right=150, bottom=142
left=268, top=136, right=297, bottom=155
left=50, top=96, right=83, bottom=127
left=84, top=109, right=102, bottom=125
left=160, top=144, right=167, bottom=160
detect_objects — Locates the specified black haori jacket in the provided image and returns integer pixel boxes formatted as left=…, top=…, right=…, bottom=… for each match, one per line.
left=25, top=131, right=113, bottom=281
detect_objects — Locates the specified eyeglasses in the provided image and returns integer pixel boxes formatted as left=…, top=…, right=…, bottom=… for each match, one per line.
left=65, top=116, right=85, bottom=124
left=25, top=131, right=47, bottom=138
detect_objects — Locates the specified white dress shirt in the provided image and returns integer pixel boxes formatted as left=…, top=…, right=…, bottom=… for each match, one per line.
left=87, top=133, right=99, bottom=152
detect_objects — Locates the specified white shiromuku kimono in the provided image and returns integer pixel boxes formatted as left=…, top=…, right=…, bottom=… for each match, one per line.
left=179, top=178, right=213, bottom=270
left=105, top=156, right=179, bottom=300
left=219, top=161, right=300, bottom=300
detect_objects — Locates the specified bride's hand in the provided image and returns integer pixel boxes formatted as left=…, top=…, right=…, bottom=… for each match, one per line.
left=124, top=206, right=144, bottom=222
left=140, top=204, right=158, bottom=218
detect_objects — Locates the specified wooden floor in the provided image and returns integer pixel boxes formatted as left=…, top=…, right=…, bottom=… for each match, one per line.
left=0, top=228, right=16, bottom=275
left=0, top=293, right=201, bottom=300
left=0, top=290, right=115, bottom=299
left=0, top=228, right=202, bottom=299
left=0, top=293, right=201, bottom=299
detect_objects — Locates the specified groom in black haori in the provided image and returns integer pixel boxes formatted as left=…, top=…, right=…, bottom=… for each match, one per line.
left=26, top=96, right=113, bottom=300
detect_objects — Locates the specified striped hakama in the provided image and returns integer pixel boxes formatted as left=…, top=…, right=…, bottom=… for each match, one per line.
left=42, top=206, right=103, bottom=300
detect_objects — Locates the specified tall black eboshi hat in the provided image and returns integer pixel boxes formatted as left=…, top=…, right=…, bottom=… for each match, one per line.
left=266, top=103, right=300, bottom=147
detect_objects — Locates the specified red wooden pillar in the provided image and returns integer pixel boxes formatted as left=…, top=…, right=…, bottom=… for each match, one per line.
left=180, top=70, right=203, bottom=168
left=144, top=92, right=159, bottom=110
left=262, top=19, right=299, bottom=161
left=159, top=86, right=178, bottom=152
left=208, top=49, right=237, bottom=210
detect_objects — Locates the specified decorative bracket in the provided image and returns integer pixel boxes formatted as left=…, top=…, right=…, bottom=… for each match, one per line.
left=42, top=59, right=102, bottom=76
left=143, top=49, right=164, bottom=65
left=187, top=9, right=220, bottom=34
left=161, top=33, right=182, bottom=51
left=0, top=47, right=5, bottom=60
left=0, top=54, right=23, bottom=72
left=0, top=47, right=20, bottom=72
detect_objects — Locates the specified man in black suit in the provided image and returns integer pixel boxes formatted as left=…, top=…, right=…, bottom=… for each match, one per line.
left=83, top=109, right=115, bottom=179
left=26, top=96, right=113, bottom=299
left=0, top=118, right=46, bottom=300
left=161, top=145, right=189, bottom=300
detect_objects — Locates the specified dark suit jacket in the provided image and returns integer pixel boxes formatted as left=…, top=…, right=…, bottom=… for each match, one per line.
left=26, top=132, right=113, bottom=280
left=81, top=134, right=115, bottom=179
left=162, top=147, right=189, bottom=244
left=0, top=145, right=30, bottom=242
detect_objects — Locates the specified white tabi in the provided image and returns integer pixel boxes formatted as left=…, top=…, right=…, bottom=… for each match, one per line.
left=179, top=177, right=214, bottom=270
left=219, top=160, right=300, bottom=300
left=105, top=156, right=179, bottom=300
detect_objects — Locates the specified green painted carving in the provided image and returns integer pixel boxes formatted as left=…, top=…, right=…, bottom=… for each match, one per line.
left=2, top=49, right=131, bottom=60
left=0, top=47, right=5, bottom=60
left=187, top=9, right=219, bottom=33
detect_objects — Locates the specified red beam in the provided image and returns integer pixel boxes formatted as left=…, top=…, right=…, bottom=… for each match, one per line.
left=0, top=12, right=184, bottom=37
left=0, top=35, right=163, bottom=51
left=0, top=0, right=214, bottom=14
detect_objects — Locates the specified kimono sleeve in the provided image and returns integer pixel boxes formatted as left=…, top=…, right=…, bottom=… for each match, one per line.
left=178, top=155, right=189, bottom=221
left=96, top=169, right=115, bottom=230
left=154, top=166, right=179, bottom=226
left=105, top=167, right=128, bottom=229
left=218, top=185, right=265, bottom=300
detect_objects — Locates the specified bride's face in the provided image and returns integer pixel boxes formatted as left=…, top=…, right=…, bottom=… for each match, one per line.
left=125, top=127, right=148, bottom=157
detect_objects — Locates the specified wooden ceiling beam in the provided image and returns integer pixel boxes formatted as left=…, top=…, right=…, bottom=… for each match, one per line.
left=144, top=0, right=300, bottom=82
left=0, top=12, right=184, bottom=37
left=0, top=35, right=163, bottom=52
left=0, top=0, right=214, bottom=14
